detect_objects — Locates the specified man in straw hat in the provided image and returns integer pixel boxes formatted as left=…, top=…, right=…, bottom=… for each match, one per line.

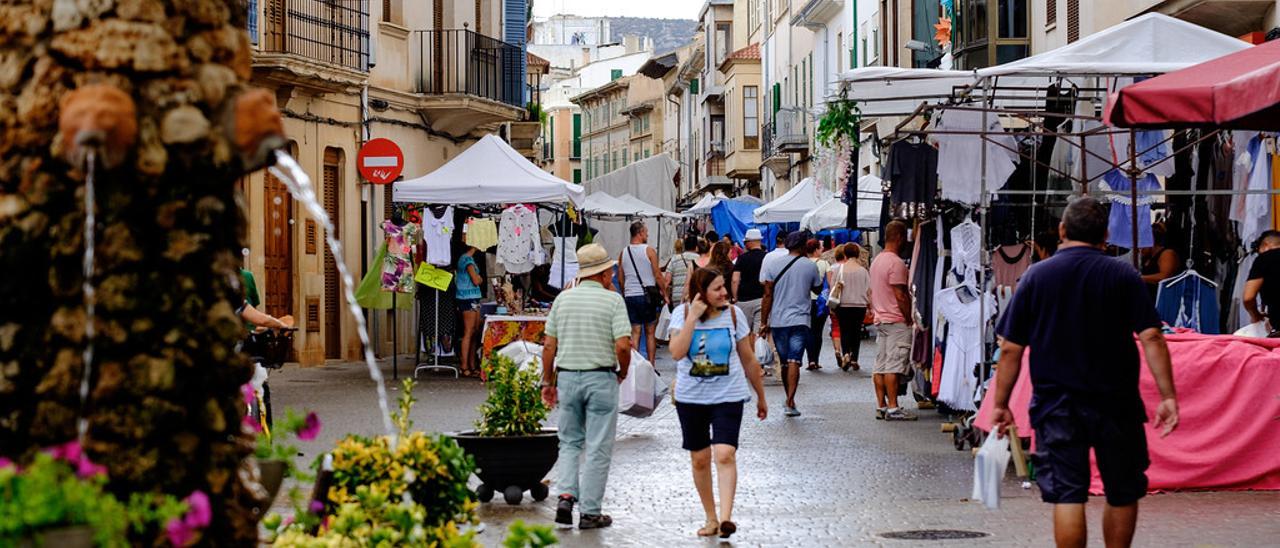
left=541, top=243, right=633, bottom=530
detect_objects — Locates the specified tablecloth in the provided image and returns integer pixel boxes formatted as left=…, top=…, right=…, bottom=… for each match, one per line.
left=975, top=333, right=1280, bottom=493
left=482, top=315, right=548, bottom=357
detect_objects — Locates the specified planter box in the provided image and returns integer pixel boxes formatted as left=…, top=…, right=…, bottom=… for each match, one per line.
left=448, top=428, right=558, bottom=505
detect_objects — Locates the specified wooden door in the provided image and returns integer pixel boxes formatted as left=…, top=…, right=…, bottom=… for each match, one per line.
left=323, top=149, right=342, bottom=359
left=263, top=172, right=294, bottom=319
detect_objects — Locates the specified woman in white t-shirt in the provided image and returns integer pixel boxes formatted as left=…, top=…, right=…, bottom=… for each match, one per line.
left=668, top=268, right=768, bottom=540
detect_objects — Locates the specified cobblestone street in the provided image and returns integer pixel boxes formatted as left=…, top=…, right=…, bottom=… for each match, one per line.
left=272, top=338, right=1280, bottom=547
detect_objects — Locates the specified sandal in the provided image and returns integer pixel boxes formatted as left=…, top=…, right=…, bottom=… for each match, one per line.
left=719, top=520, right=737, bottom=539
left=806, top=362, right=820, bottom=371
left=697, top=520, right=720, bottom=537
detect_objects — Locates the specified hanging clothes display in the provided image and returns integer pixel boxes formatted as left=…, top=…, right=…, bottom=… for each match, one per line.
left=1100, top=169, right=1159, bottom=249
left=355, top=242, right=414, bottom=310
left=548, top=236, right=579, bottom=289
left=883, top=139, right=938, bottom=221
left=931, top=108, right=1019, bottom=205
left=1232, top=134, right=1270, bottom=247
left=463, top=217, right=499, bottom=251
left=991, top=244, right=1031, bottom=290
left=1155, top=273, right=1220, bottom=334
left=934, top=285, right=997, bottom=412
left=418, top=278, right=456, bottom=355
left=380, top=219, right=422, bottom=293
left=498, top=205, right=541, bottom=274
left=423, top=206, right=455, bottom=267
left=950, top=219, right=983, bottom=283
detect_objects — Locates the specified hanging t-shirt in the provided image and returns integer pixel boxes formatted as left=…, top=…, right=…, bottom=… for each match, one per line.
left=498, top=205, right=540, bottom=274
left=455, top=254, right=483, bottom=300
left=931, top=108, right=1019, bottom=205
left=991, top=244, right=1032, bottom=289
left=935, top=285, right=996, bottom=412
left=548, top=236, right=579, bottom=289
left=667, top=304, right=752, bottom=405
left=381, top=219, right=422, bottom=293
left=422, top=207, right=454, bottom=267
left=1100, top=169, right=1158, bottom=250
left=884, top=140, right=938, bottom=220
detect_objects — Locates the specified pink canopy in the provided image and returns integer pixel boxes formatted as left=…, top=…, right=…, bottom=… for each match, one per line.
left=1106, top=40, right=1280, bottom=130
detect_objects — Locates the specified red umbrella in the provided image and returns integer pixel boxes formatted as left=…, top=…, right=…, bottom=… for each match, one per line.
left=1106, top=39, right=1280, bottom=130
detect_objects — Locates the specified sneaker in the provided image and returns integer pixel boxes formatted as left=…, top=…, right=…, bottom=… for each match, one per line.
left=784, top=406, right=801, bottom=417
left=885, top=407, right=919, bottom=421
left=876, top=407, right=887, bottom=420
left=579, top=513, right=613, bottom=530
left=555, top=495, right=576, bottom=527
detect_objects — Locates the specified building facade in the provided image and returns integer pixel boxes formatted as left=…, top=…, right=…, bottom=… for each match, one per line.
left=571, top=74, right=667, bottom=180
left=245, top=0, right=529, bottom=364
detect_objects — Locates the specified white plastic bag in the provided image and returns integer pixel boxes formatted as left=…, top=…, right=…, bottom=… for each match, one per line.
left=656, top=306, right=672, bottom=342
left=496, top=340, right=543, bottom=373
left=1234, top=321, right=1269, bottom=338
left=618, top=350, right=658, bottom=417
left=972, top=432, right=1012, bottom=509
left=753, top=336, right=774, bottom=366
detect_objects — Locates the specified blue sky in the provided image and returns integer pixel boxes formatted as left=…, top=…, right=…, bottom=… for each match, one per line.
left=531, top=0, right=701, bottom=21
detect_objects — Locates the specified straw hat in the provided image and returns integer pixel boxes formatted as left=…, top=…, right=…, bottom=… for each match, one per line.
left=744, top=228, right=763, bottom=241
left=575, top=243, right=616, bottom=279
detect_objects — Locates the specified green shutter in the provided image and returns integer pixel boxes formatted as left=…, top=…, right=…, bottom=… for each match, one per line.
left=573, top=169, right=582, bottom=183
left=572, top=114, right=581, bottom=158
left=772, top=83, right=781, bottom=116
left=611, top=69, right=622, bottom=81
left=548, top=117, right=554, bottom=159
left=690, top=78, right=699, bottom=95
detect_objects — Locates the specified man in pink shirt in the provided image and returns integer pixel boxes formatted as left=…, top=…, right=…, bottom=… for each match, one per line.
left=868, top=221, right=917, bottom=421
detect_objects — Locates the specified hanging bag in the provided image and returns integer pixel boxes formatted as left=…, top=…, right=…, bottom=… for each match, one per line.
left=828, top=263, right=845, bottom=306
left=626, top=246, right=665, bottom=311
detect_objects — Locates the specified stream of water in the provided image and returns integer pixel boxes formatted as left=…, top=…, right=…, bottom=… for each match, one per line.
left=268, top=150, right=396, bottom=439
left=77, top=151, right=96, bottom=440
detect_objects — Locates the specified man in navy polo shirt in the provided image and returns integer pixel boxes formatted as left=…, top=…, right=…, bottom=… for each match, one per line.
left=990, top=197, right=1179, bottom=548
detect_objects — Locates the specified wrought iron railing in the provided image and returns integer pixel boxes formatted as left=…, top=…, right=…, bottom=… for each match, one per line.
left=775, top=107, right=809, bottom=150
left=762, top=121, right=778, bottom=157
left=413, top=29, right=524, bottom=108
left=261, top=0, right=369, bottom=71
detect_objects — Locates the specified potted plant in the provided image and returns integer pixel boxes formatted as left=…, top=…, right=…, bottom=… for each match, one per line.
left=449, top=354, right=558, bottom=505
left=0, top=442, right=196, bottom=547
left=251, top=407, right=321, bottom=511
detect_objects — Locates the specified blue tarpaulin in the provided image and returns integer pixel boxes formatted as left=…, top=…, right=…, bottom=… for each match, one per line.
left=710, top=199, right=759, bottom=246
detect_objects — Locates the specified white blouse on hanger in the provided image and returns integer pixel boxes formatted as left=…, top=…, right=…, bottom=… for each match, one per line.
left=423, top=206, right=454, bottom=267
left=935, top=285, right=996, bottom=413
left=498, top=205, right=540, bottom=274
left=548, top=236, right=579, bottom=289
left=950, top=220, right=983, bottom=283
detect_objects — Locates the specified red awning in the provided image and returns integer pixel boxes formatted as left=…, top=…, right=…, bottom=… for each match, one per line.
left=1106, top=39, right=1280, bottom=130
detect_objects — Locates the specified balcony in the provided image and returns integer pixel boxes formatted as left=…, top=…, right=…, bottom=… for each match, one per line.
left=774, top=107, right=809, bottom=153
left=703, top=156, right=730, bottom=189
left=761, top=121, right=791, bottom=178
left=706, top=139, right=725, bottom=160
left=412, top=29, right=528, bottom=137
left=254, top=0, right=369, bottom=93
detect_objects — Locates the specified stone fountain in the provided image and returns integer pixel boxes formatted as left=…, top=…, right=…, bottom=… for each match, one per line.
left=0, top=2, right=287, bottom=543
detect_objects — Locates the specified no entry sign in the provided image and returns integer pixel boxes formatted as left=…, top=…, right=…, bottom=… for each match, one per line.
left=357, top=138, right=403, bottom=184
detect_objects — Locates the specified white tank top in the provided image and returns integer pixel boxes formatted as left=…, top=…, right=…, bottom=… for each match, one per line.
left=622, top=244, right=655, bottom=297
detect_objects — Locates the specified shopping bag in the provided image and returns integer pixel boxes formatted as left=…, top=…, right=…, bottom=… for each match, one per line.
left=496, top=340, right=542, bottom=373
left=1234, top=321, right=1269, bottom=338
left=753, top=336, right=774, bottom=366
left=618, top=350, right=658, bottom=418
left=655, top=306, right=672, bottom=342
left=972, top=432, right=1012, bottom=510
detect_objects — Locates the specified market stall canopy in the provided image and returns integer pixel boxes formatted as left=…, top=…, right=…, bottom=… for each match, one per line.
left=801, top=175, right=883, bottom=231
left=393, top=134, right=586, bottom=206
left=1104, top=39, right=1280, bottom=130
left=686, top=191, right=729, bottom=214
left=617, top=193, right=684, bottom=219
left=754, top=177, right=833, bottom=223
left=580, top=192, right=640, bottom=219
left=836, top=14, right=1248, bottom=117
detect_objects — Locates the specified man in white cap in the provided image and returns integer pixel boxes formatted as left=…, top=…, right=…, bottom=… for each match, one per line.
left=732, top=228, right=768, bottom=342
left=541, top=243, right=633, bottom=530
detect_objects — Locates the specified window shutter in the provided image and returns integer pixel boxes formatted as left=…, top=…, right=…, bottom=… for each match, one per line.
left=611, top=69, right=622, bottom=81
left=690, top=78, right=699, bottom=95
left=1066, top=0, right=1079, bottom=42
left=1046, top=0, right=1056, bottom=26
left=322, top=149, right=341, bottom=359
left=572, top=113, right=581, bottom=158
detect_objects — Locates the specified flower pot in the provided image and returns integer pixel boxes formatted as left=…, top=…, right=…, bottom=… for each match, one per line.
left=19, top=525, right=94, bottom=548
left=258, top=460, right=287, bottom=507
left=448, top=429, right=558, bottom=505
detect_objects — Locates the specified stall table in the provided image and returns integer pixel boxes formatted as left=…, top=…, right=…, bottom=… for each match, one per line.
left=482, top=314, right=549, bottom=357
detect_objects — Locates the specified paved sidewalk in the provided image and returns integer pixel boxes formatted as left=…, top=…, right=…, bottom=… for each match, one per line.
left=271, top=339, right=1280, bottom=547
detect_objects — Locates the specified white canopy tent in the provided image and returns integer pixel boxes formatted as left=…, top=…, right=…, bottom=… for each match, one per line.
left=801, top=175, right=883, bottom=231
left=580, top=192, right=639, bottom=219
left=686, top=191, right=764, bottom=215
left=835, top=14, right=1249, bottom=117
left=617, top=193, right=684, bottom=219
left=393, top=134, right=586, bottom=206
left=754, top=177, right=833, bottom=223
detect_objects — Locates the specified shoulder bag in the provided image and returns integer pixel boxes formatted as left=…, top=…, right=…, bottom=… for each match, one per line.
left=627, top=246, right=665, bottom=311
left=828, top=263, right=845, bottom=306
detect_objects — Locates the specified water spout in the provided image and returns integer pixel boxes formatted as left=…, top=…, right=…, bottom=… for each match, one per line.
left=268, top=150, right=396, bottom=439
left=78, top=151, right=96, bottom=440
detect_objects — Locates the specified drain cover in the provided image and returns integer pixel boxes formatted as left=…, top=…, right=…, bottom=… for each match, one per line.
left=880, top=529, right=989, bottom=541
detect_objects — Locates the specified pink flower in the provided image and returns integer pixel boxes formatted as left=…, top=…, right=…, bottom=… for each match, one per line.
left=165, top=518, right=196, bottom=547
left=74, top=457, right=107, bottom=479
left=183, top=491, right=212, bottom=528
left=308, top=499, right=325, bottom=514
left=297, top=412, right=321, bottom=441
left=0, top=457, right=14, bottom=470
left=46, top=440, right=82, bottom=462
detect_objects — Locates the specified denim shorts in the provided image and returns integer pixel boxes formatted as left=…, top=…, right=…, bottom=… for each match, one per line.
left=624, top=295, right=657, bottom=325
left=457, top=298, right=481, bottom=312
left=771, top=325, right=810, bottom=365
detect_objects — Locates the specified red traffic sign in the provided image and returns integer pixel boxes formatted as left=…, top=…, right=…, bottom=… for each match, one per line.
left=357, top=138, right=404, bottom=184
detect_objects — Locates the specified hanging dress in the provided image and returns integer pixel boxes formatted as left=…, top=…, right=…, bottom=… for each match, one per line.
left=381, top=220, right=422, bottom=293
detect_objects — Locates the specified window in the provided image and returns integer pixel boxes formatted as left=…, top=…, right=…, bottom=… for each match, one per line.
left=743, top=85, right=758, bottom=149
left=547, top=115, right=554, bottom=159
left=837, top=32, right=843, bottom=71
left=573, top=169, right=582, bottom=183
left=611, top=69, right=622, bottom=81
left=715, top=23, right=731, bottom=64
left=1046, top=0, right=1056, bottom=26
left=999, top=0, right=1027, bottom=38
left=690, top=78, right=699, bottom=94
left=644, top=149, right=651, bottom=158
left=572, top=113, right=581, bottom=158
left=642, top=113, right=650, bottom=132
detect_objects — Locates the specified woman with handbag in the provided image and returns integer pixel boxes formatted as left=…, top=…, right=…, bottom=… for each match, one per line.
left=668, top=268, right=768, bottom=540
left=833, top=243, right=872, bottom=371
left=618, top=221, right=668, bottom=361
left=827, top=245, right=847, bottom=369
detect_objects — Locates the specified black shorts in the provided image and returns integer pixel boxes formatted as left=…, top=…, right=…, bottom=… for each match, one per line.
left=1032, top=399, right=1150, bottom=507
left=675, top=401, right=744, bottom=451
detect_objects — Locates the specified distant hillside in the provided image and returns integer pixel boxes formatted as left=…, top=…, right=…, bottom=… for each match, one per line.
left=610, top=17, right=697, bottom=55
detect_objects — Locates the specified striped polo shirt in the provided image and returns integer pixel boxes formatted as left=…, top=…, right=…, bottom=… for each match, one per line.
left=545, top=280, right=631, bottom=370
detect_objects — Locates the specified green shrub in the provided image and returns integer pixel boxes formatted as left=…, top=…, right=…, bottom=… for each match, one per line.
left=476, top=354, right=548, bottom=437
